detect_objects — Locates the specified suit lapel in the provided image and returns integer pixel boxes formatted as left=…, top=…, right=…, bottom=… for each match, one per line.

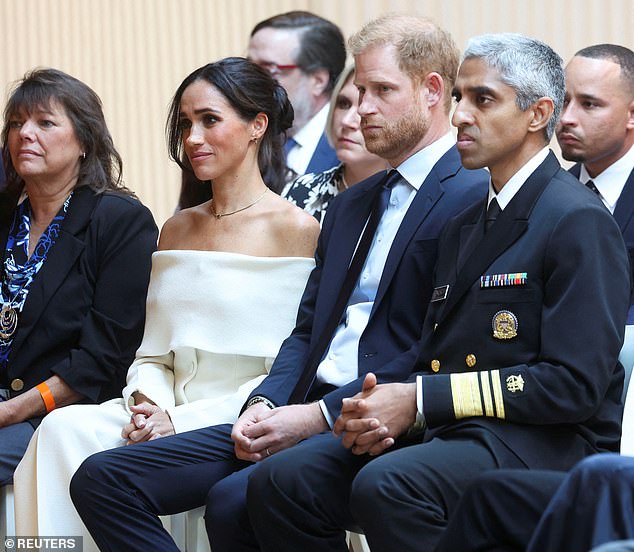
left=9, top=187, right=99, bottom=357
left=436, top=152, right=560, bottom=327
left=370, top=149, right=464, bottom=315
left=306, top=132, right=338, bottom=175
left=313, top=177, right=382, bottom=332
left=571, top=164, right=634, bottom=234
left=0, top=195, right=17, bottom=268
left=456, top=206, right=485, bottom=271
left=613, top=168, right=634, bottom=233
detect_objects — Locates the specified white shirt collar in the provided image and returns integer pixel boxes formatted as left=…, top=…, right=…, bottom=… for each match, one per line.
left=489, top=147, right=550, bottom=209
left=293, top=104, right=329, bottom=150
left=393, top=133, right=454, bottom=191
left=578, top=144, right=634, bottom=214
left=286, top=104, right=330, bottom=176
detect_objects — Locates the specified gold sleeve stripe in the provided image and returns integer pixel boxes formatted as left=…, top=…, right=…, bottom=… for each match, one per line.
left=450, top=372, right=483, bottom=419
left=480, top=371, right=494, bottom=417
left=491, top=369, right=506, bottom=420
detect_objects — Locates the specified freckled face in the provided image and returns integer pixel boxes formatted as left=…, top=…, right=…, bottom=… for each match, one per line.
left=354, top=44, right=430, bottom=167
left=178, top=79, right=254, bottom=182
left=8, top=99, right=82, bottom=187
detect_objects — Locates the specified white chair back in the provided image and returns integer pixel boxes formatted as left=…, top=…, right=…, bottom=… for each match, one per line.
left=618, top=325, right=634, bottom=455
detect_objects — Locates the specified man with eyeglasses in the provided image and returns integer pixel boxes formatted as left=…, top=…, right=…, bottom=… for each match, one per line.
left=247, top=11, right=345, bottom=181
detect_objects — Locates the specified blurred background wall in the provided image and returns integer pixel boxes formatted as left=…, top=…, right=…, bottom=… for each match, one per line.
left=0, top=0, right=631, bottom=227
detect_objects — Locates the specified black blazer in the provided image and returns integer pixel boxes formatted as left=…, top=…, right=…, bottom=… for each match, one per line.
left=570, top=163, right=634, bottom=323
left=418, top=153, right=630, bottom=469
left=0, top=186, right=158, bottom=425
left=251, top=146, right=489, bottom=418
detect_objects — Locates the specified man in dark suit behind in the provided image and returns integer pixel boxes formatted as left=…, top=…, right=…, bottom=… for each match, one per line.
left=69, top=14, right=488, bottom=551
left=247, top=11, right=345, bottom=180
left=247, top=34, right=631, bottom=552
left=559, top=44, right=634, bottom=321
left=433, top=43, right=634, bottom=552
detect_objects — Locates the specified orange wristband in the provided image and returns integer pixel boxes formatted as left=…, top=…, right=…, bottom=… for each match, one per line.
left=36, top=382, right=56, bottom=413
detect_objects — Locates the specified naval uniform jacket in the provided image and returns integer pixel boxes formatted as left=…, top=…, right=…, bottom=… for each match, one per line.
left=416, top=152, right=630, bottom=470
left=249, top=146, right=489, bottom=419
left=0, top=186, right=158, bottom=426
left=570, top=163, right=634, bottom=323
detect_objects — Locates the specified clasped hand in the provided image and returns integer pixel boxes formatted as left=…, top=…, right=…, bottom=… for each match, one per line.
left=231, top=401, right=328, bottom=462
left=121, top=402, right=176, bottom=445
left=333, top=373, right=417, bottom=456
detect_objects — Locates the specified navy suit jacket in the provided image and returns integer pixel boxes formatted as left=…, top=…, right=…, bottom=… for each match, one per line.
left=570, top=163, right=634, bottom=323
left=249, top=145, right=488, bottom=419
left=417, top=153, right=630, bottom=469
left=304, top=131, right=339, bottom=175
left=0, top=187, right=158, bottom=425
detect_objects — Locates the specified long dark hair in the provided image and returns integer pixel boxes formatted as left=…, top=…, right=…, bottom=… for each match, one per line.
left=168, top=57, right=293, bottom=203
left=1, top=68, right=129, bottom=206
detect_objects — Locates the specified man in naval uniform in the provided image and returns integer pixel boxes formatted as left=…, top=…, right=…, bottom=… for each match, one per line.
left=246, top=33, right=631, bottom=552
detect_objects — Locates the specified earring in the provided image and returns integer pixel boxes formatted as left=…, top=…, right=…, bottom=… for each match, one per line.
left=81, top=152, right=86, bottom=160
left=251, top=136, right=258, bottom=144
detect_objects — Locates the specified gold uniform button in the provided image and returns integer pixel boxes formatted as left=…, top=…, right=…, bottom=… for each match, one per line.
left=466, top=354, right=477, bottom=368
left=431, top=359, right=440, bottom=372
left=11, top=378, right=24, bottom=391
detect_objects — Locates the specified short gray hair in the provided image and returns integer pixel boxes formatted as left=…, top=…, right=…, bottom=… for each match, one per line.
left=463, top=33, right=564, bottom=140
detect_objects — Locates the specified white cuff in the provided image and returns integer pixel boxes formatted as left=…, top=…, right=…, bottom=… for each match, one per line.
left=319, top=400, right=335, bottom=429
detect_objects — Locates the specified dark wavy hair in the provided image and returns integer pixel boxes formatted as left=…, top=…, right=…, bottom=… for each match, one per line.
left=1, top=68, right=129, bottom=206
left=168, top=57, right=294, bottom=200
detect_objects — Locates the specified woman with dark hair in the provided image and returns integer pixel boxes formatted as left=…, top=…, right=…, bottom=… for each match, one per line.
left=0, top=68, right=157, bottom=482
left=14, top=58, right=318, bottom=548
left=175, top=57, right=292, bottom=209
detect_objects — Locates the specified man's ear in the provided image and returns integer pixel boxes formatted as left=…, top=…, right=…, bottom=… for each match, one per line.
left=309, top=68, right=330, bottom=98
left=626, top=98, right=634, bottom=131
left=528, top=97, right=555, bottom=134
left=421, top=72, right=445, bottom=109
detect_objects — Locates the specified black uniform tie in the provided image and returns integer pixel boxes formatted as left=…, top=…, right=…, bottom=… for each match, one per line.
left=485, top=198, right=501, bottom=233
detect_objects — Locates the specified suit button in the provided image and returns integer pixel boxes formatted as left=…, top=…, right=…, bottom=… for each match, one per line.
left=466, top=354, right=477, bottom=368
left=11, top=378, right=24, bottom=391
left=431, top=359, right=440, bottom=372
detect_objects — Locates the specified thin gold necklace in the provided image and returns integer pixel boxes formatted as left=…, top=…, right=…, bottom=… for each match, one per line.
left=210, top=189, right=268, bottom=219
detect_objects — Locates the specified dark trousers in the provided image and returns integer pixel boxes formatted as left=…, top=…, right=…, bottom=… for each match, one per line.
left=529, top=454, right=634, bottom=552
left=70, top=423, right=251, bottom=552
left=438, top=454, right=634, bottom=552
left=435, top=469, right=564, bottom=552
left=0, top=422, right=34, bottom=485
left=248, top=429, right=526, bottom=552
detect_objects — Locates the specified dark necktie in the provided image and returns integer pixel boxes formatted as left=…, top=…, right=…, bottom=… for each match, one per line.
left=288, top=170, right=402, bottom=404
left=586, top=180, right=600, bottom=195
left=485, top=197, right=501, bottom=232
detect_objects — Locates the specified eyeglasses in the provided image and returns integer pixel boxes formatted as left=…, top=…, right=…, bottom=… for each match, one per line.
left=255, top=61, right=300, bottom=77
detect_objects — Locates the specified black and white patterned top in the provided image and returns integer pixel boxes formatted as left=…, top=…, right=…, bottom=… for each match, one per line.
left=284, top=164, right=343, bottom=224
